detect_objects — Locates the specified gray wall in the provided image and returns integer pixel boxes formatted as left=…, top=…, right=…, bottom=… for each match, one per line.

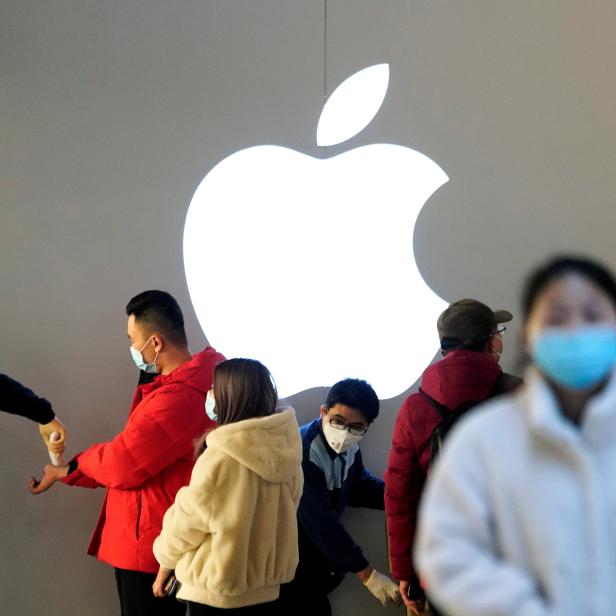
left=2, top=1, right=615, bottom=614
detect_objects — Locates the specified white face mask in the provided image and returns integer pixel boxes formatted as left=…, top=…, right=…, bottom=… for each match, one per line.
left=130, top=336, right=159, bottom=373
left=322, top=419, right=364, bottom=454
left=205, top=390, right=217, bottom=421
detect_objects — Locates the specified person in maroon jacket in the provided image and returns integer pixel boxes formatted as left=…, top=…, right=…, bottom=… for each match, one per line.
left=29, top=290, right=225, bottom=616
left=384, top=299, right=522, bottom=615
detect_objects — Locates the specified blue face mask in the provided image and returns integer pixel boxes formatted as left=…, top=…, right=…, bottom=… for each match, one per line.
left=205, top=390, right=217, bottom=421
left=130, top=336, right=159, bottom=373
left=532, top=326, right=616, bottom=390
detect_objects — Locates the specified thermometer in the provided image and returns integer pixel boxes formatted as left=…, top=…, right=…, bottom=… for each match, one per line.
left=49, top=431, right=64, bottom=465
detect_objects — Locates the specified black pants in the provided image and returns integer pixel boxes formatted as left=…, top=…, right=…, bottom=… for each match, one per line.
left=114, top=568, right=186, bottom=616
left=278, top=578, right=332, bottom=616
left=186, top=599, right=283, bottom=615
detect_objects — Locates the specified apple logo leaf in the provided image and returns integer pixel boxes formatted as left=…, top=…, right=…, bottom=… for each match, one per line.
left=316, top=63, right=390, bottom=147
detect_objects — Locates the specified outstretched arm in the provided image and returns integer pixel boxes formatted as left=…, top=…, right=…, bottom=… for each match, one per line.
left=299, top=459, right=370, bottom=574
left=0, top=374, right=55, bottom=424
left=61, top=390, right=205, bottom=490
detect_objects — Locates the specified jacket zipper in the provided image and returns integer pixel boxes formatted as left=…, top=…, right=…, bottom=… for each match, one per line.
left=135, top=492, right=142, bottom=540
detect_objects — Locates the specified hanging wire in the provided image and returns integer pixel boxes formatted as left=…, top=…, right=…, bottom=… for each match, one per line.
left=323, top=0, right=328, bottom=101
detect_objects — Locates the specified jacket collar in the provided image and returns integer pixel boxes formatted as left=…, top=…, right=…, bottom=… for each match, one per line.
left=524, top=367, right=616, bottom=447
left=139, top=347, right=218, bottom=395
left=420, top=350, right=502, bottom=408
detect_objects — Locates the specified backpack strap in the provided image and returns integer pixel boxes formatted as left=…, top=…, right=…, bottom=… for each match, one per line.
left=490, top=372, right=523, bottom=396
left=419, top=389, right=452, bottom=419
left=421, top=372, right=523, bottom=420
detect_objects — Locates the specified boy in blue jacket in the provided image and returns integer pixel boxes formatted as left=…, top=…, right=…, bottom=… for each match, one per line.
left=281, top=378, right=401, bottom=615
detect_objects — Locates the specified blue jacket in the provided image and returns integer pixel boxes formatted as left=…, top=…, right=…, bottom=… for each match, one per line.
left=296, top=417, right=384, bottom=584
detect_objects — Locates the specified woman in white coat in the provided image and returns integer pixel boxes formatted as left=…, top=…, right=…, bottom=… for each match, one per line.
left=152, top=358, right=303, bottom=615
left=415, top=255, right=616, bottom=616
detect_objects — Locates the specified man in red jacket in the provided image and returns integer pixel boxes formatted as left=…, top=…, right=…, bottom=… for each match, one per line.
left=384, top=299, right=521, bottom=615
left=29, top=290, right=225, bottom=616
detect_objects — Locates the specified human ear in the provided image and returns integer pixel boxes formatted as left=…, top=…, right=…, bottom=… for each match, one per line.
left=152, top=335, right=164, bottom=353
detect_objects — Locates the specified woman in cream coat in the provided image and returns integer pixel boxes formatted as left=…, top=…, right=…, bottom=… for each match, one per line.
left=152, top=358, right=303, bottom=615
left=415, top=256, right=616, bottom=616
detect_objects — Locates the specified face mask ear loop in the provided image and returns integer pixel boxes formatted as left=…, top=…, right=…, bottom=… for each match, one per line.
left=139, top=335, right=154, bottom=353
left=142, top=337, right=159, bottom=372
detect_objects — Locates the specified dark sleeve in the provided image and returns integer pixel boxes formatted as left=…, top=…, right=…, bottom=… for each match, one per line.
left=0, top=374, right=55, bottom=424
left=298, top=458, right=370, bottom=575
left=347, top=449, right=385, bottom=510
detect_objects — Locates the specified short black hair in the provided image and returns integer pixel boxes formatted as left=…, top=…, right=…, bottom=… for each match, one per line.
left=126, top=290, right=187, bottom=346
left=325, top=378, right=379, bottom=423
left=522, top=255, right=616, bottom=319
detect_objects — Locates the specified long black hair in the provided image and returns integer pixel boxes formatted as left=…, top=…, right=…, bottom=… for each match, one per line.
left=195, top=358, right=278, bottom=455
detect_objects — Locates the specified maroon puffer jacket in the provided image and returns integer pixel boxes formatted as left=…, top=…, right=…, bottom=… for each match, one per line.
left=384, top=350, right=502, bottom=593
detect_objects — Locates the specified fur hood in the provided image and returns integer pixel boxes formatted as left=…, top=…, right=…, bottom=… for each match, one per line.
left=205, top=408, right=302, bottom=483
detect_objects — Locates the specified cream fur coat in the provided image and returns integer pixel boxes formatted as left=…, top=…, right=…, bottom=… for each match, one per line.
left=154, top=408, right=303, bottom=608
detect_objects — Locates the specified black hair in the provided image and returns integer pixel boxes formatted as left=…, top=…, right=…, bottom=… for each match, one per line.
left=440, top=336, right=492, bottom=354
left=522, top=255, right=616, bottom=320
left=325, top=378, right=379, bottom=423
left=459, top=338, right=491, bottom=353
left=126, top=290, right=188, bottom=346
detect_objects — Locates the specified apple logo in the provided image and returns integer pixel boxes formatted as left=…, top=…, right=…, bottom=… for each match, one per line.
left=184, top=63, right=448, bottom=399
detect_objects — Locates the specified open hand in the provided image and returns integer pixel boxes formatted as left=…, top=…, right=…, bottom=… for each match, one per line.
left=28, top=463, right=69, bottom=495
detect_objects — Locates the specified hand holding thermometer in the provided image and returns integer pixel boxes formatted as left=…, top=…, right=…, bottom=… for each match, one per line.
left=49, top=431, right=64, bottom=466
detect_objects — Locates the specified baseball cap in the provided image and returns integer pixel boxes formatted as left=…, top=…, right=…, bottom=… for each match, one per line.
left=438, top=299, right=513, bottom=352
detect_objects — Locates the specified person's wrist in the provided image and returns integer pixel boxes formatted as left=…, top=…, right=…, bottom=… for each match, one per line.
left=356, top=565, right=374, bottom=584
left=55, top=464, right=70, bottom=478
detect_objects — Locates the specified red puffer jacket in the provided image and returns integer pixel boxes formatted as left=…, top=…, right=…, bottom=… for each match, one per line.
left=62, top=347, right=225, bottom=573
left=384, top=351, right=502, bottom=593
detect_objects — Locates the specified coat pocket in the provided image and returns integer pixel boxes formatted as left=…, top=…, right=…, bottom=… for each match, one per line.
left=135, top=492, right=142, bottom=540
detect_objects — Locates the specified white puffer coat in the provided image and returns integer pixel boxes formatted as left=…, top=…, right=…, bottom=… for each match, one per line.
left=416, top=369, right=616, bottom=616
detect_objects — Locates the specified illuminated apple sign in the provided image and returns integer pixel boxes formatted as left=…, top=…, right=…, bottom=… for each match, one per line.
left=184, top=64, right=448, bottom=399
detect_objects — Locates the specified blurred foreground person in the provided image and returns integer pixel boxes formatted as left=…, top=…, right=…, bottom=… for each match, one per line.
left=416, top=256, right=616, bottom=616
left=153, top=358, right=303, bottom=615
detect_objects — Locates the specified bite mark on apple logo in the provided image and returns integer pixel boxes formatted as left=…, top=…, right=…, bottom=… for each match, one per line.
left=184, top=64, right=448, bottom=399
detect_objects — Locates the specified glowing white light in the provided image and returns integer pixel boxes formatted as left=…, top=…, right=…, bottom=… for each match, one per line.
left=317, top=64, right=390, bottom=147
left=184, top=63, right=449, bottom=399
